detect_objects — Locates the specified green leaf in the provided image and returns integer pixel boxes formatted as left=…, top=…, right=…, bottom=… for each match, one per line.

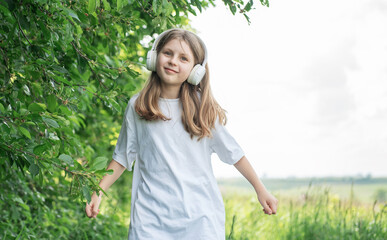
left=152, top=0, right=158, bottom=15
left=19, top=108, right=28, bottom=115
left=59, top=105, right=72, bottom=116
left=194, top=0, right=202, bottom=13
left=187, top=6, right=197, bottom=16
left=48, top=132, right=60, bottom=141
left=0, top=5, right=13, bottom=21
left=29, top=163, right=39, bottom=177
left=117, top=0, right=123, bottom=11
left=47, top=95, right=57, bottom=112
left=38, top=168, right=43, bottom=185
left=29, top=113, right=42, bottom=122
left=162, top=0, right=174, bottom=16
left=19, top=202, right=30, bottom=212
left=31, top=82, right=43, bottom=95
left=28, top=103, right=47, bottom=112
left=91, top=156, right=108, bottom=171
left=88, top=0, right=96, bottom=13
left=63, top=8, right=80, bottom=22
left=108, top=98, right=121, bottom=112
left=52, top=75, right=73, bottom=86
left=0, top=103, right=5, bottom=113
left=13, top=110, right=20, bottom=118
left=18, top=126, right=31, bottom=139
left=102, top=0, right=111, bottom=11
left=156, top=0, right=163, bottom=15
left=230, top=4, right=237, bottom=15
left=22, top=85, right=31, bottom=96
left=243, top=13, right=251, bottom=24
left=51, top=65, right=69, bottom=74
left=59, top=154, right=73, bottom=165
left=43, top=117, right=59, bottom=128
left=82, top=185, right=91, bottom=203
left=245, top=2, right=252, bottom=12
left=33, top=144, right=49, bottom=155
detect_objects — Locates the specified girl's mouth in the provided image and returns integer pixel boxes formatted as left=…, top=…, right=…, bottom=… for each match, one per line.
left=165, top=68, right=178, bottom=73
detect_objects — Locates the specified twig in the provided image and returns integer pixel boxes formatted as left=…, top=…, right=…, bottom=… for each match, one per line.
left=70, top=41, right=130, bottom=71
left=136, top=0, right=154, bottom=17
left=12, top=12, right=31, bottom=46
left=2, top=142, right=94, bottom=178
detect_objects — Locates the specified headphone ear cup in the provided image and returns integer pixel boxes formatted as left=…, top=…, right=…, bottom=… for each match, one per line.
left=187, top=65, right=206, bottom=85
left=146, top=50, right=157, bottom=71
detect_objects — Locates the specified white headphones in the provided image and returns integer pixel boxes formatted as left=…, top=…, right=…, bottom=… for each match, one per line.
left=146, top=28, right=208, bottom=86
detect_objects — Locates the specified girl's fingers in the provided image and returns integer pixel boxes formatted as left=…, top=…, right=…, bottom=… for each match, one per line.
left=85, top=202, right=93, bottom=218
left=262, top=208, right=271, bottom=215
left=261, top=202, right=272, bottom=215
left=86, top=192, right=103, bottom=218
left=268, top=202, right=276, bottom=214
left=267, top=198, right=278, bottom=214
left=270, top=201, right=278, bottom=214
left=92, top=206, right=99, bottom=218
left=92, top=204, right=101, bottom=218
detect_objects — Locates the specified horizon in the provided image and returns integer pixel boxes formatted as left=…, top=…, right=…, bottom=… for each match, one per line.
left=216, top=174, right=387, bottom=180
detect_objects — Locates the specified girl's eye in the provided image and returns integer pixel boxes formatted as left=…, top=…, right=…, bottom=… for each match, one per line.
left=164, top=51, right=171, bottom=56
left=181, top=57, right=188, bottom=62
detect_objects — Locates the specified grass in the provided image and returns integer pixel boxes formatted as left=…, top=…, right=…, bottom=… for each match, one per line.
left=223, top=182, right=387, bottom=240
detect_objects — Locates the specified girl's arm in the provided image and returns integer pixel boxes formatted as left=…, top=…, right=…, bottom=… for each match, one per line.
left=85, top=159, right=126, bottom=218
left=234, top=156, right=278, bottom=215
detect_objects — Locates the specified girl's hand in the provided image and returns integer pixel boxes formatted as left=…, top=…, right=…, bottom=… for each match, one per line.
left=85, top=191, right=102, bottom=218
left=257, top=189, right=278, bottom=215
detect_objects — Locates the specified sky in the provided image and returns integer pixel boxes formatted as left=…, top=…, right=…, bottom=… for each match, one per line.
left=189, top=0, right=387, bottom=178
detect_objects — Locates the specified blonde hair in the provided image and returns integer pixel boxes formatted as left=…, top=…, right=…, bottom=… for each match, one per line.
left=134, top=29, right=227, bottom=140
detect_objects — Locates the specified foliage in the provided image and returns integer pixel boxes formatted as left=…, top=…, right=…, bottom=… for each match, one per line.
left=0, top=0, right=264, bottom=238
left=1, top=166, right=131, bottom=239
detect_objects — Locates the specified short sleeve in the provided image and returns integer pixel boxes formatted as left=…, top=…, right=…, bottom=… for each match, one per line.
left=210, top=120, right=245, bottom=165
left=112, top=100, right=138, bottom=171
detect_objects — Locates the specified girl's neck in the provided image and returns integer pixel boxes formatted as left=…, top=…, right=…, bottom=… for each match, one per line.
left=160, top=84, right=181, bottom=99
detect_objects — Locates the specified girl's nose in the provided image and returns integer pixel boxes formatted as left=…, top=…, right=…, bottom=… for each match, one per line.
left=168, top=56, right=178, bottom=66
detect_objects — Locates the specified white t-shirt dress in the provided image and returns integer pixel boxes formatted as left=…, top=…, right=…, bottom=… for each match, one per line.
left=112, top=93, right=245, bottom=240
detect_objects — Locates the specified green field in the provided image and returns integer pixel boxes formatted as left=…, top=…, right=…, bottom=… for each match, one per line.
left=219, top=177, right=387, bottom=239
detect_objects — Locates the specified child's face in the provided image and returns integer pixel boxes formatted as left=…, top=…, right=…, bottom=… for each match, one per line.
left=156, top=38, right=195, bottom=88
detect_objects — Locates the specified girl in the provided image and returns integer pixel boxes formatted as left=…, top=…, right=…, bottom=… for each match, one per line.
left=85, top=28, right=278, bottom=239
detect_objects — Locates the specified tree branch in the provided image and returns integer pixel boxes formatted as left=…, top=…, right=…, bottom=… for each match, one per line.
left=12, top=12, right=32, bottom=46
left=2, top=142, right=94, bottom=178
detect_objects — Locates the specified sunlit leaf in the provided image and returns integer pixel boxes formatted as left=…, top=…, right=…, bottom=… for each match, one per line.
left=88, top=0, right=96, bottom=13
left=102, top=0, right=111, bottom=11
left=59, top=154, right=73, bottom=165
left=82, top=185, right=91, bottom=203
left=47, top=95, right=57, bottom=113
left=18, top=126, right=31, bottom=139
left=0, top=103, right=5, bottom=113
left=91, top=156, right=108, bottom=171
left=28, top=103, right=47, bottom=112
left=43, top=117, right=60, bottom=128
